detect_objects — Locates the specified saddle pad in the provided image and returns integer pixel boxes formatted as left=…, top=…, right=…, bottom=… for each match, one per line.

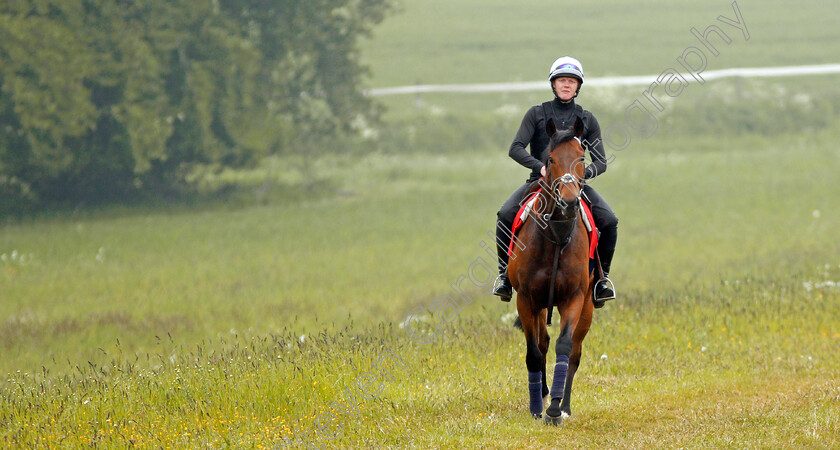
left=508, top=188, right=598, bottom=258
left=579, top=199, right=598, bottom=259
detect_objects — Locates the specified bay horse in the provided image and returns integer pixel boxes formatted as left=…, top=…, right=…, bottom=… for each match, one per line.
left=507, top=116, right=595, bottom=425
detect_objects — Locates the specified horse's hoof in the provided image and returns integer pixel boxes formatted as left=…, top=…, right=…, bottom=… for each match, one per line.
left=544, top=413, right=563, bottom=426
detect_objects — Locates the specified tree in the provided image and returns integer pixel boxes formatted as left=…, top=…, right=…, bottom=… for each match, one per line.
left=0, top=0, right=393, bottom=210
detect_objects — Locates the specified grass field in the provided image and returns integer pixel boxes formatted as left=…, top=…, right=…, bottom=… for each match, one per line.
left=3, top=0, right=840, bottom=447
left=360, top=0, right=840, bottom=88
left=3, top=117, right=840, bottom=446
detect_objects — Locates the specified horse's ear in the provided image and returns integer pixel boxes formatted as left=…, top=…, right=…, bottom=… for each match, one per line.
left=573, top=115, right=584, bottom=138
left=545, top=118, right=557, bottom=138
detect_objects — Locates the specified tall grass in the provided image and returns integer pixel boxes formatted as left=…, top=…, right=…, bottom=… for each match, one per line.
left=3, top=0, right=840, bottom=444
left=2, top=114, right=840, bottom=446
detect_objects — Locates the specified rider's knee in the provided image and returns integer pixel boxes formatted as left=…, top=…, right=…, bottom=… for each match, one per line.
left=497, top=207, right=517, bottom=228
left=597, top=213, right=618, bottom=231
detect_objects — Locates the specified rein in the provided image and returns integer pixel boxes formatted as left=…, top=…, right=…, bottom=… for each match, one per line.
left=541, top=143, right=583, bottom=326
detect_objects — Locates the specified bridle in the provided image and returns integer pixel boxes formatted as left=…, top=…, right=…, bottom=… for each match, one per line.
left=541, top=136, right=584, bottom=225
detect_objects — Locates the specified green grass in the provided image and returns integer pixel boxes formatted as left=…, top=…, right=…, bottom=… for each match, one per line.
left=3, top=0, right=840, bottom=446
left=2, top=119, right=840, bottom=446
left=361, top=0, right=840, bottom=88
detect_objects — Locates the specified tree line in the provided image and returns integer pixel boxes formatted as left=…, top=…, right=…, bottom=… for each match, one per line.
left=0, top=0, right=392, bottom=211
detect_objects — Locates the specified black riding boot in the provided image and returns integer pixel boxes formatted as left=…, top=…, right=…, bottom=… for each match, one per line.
left=593, top=247, right=616, bottom=308
left=493, top=220, right=513, bottom=302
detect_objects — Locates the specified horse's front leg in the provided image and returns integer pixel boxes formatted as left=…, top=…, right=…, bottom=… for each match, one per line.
left=561, top=297, right=592, bottom=416
left=537, top=308, right=550, bottom=399
left=544, top=295, right=584, bottom=425
left=517, top=295, right=545, bottom=419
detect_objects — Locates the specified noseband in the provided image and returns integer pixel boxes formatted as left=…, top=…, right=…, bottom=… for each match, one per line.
left=539, top=167, right=581, bottom=246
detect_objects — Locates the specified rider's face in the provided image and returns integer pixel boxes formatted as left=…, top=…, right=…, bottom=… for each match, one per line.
left=552, top=77, right=579, bottom=101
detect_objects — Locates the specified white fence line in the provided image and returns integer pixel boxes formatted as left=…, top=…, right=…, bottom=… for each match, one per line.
left=366, top=63, right=840, bottom=96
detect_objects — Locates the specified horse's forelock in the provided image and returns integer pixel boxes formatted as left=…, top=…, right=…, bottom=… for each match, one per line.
left=549, top=128, right=578, bottom=152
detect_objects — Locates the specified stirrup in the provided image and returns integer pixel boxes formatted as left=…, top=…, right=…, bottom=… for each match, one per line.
left=493, top=274, right=512, bottom=302
left=593, top=277, right=616, bottom=308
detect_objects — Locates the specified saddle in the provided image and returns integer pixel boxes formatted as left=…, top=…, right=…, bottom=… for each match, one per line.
left=507, top=187, right=598, bottom=259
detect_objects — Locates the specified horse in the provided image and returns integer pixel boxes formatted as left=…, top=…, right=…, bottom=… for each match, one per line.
left=507, top=115, right=595, bottom=425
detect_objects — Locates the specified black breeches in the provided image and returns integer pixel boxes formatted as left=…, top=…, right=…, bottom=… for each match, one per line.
left=494, top=183, right=532, bottom=273
left=581, top=184, right=618, bottom=256
left=498, top=183, right=532, bottom=230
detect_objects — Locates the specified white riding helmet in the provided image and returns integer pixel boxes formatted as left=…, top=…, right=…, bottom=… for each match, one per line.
left=548, top=56, right=584, bottom=97
left=548, top=56, right=584, bottom=83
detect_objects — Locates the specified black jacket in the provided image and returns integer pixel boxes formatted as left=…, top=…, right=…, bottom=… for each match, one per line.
left=508, top=98, right=607, bottom=183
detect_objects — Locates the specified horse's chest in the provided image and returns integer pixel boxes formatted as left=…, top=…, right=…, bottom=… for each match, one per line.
left=518, top=261, right=580, bottom=294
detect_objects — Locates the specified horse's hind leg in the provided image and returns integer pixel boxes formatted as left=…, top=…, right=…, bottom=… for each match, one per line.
left=517, top=296, right=545, bottom=419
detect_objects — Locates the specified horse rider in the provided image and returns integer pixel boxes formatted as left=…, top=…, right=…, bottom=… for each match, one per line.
left=492, top=56, right=618, bottom=308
